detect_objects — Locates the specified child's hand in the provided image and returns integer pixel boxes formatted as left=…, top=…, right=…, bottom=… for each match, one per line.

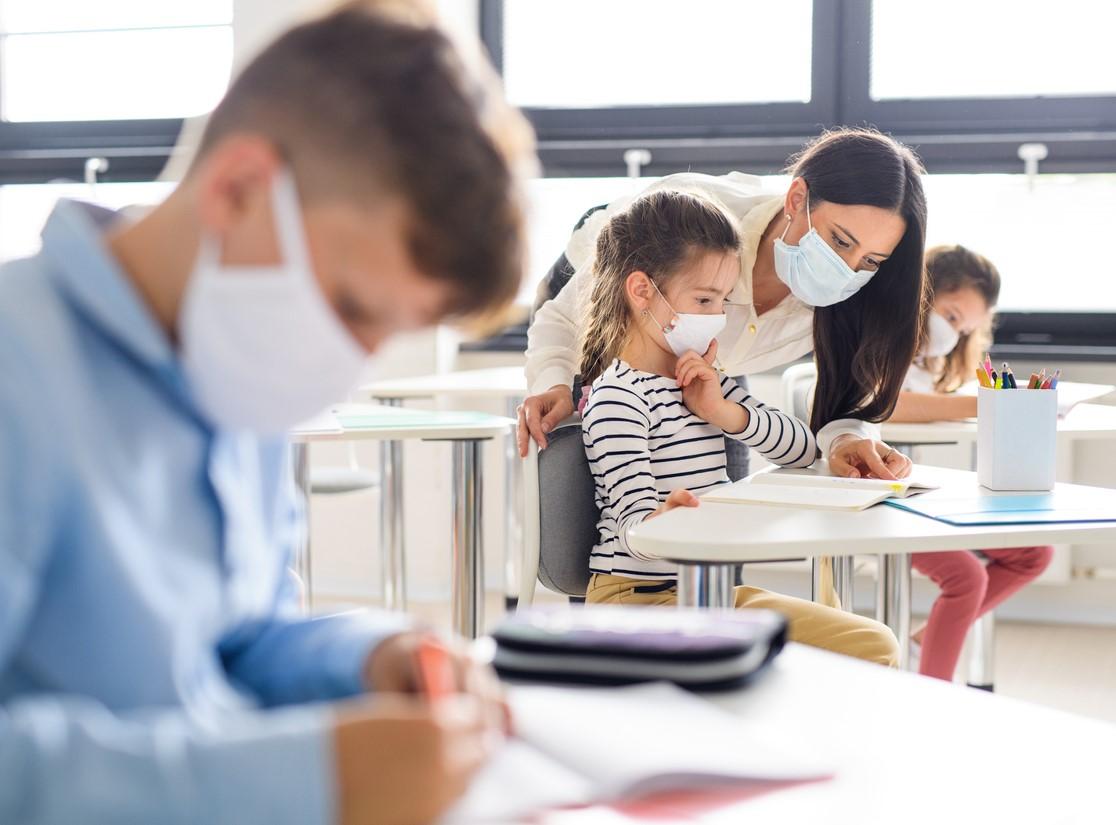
left=647, top=488, right=700, bottom=521
left=676, top=342, right=726, bottom=422
left=676, top=342, right=746, bottom=433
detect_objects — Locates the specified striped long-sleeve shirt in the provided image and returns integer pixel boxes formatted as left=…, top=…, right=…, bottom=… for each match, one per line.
left=583, top=358, right=817, bottom=580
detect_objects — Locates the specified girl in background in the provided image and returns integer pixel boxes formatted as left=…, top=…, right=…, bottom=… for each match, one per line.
left=580, top=189, right=899, bottom=667
left=891, top=245, right=1053, bottom=680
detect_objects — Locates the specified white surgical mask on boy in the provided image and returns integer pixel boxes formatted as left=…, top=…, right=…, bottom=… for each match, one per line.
left=923, top=309, right=961, bottom=357
left=179, top=168, right=368, bottom=433
left=649, top=281, right=727, bottom=357
left=773, top=200, right=877, bottom=307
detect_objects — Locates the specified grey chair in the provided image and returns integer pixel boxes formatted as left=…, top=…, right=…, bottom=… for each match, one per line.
left=518, top=419, right=599, bottom=605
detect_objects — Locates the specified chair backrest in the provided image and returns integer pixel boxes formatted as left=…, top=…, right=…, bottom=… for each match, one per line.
left=781, top=361, right=818, bottom=422
left=520, top=419, right=599, bottom=602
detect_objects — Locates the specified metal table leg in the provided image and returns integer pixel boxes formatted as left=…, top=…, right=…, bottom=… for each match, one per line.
left=504, top=397, right=524, bottom=612
left=292, top=442, right=313, bottom=610
left=876, top=552, right=912, bottom=669
left=376, top=397, right=407, bottom=612
left=966, top=612, right=996, bottom=691
left=451, top=439, right=485, bottom=638
left=677, top=563, right=735, bottom=609
left=810, top=556, right=854, bottom=611
left=833, top=555, right=855, bottom=611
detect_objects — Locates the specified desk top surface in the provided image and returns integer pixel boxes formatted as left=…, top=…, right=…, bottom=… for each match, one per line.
left=291, top=403, right=513, bottom=442
left=361, top=367, right=527, bottom=400
left=537, top=643, right=1114, bottom=824
left=882, top=402, right=1116, bottom=445
left=628, top=464, right=1116, bottom=562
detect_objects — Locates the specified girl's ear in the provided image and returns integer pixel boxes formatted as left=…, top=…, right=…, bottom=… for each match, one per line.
left=625, top=270, right=655, bottom=311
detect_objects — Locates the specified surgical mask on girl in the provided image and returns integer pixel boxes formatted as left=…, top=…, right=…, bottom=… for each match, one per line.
left=773, top=201, right=878, bottom=307
left=923, top=309, right=961, bottom=357
left=649, top=281, right=727, bottom=357
left=179, top=168, right=369, bottom=434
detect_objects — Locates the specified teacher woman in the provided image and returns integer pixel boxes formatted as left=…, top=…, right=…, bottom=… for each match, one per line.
left=517, top=128, right=927, bottom=483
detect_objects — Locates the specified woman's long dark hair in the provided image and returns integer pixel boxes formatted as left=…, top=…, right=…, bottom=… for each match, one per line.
left=791, top=128, right=929, bottom=433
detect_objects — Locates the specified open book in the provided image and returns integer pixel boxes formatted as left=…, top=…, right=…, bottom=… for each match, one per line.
left=702, top=468, right=939, bottom=511
left=443, top=682, right=833, bottom=824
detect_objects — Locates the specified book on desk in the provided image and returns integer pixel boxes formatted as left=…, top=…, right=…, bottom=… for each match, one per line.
left=702, top=469, right=939, bottom=512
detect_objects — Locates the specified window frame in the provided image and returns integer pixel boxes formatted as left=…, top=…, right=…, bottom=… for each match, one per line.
left=481, top=0, right=841, bottom=141
left=481, top=0, right=1116, bottom=177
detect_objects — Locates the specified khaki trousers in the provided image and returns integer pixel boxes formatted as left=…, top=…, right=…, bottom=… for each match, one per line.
left=586, top=573, right=899, bottom=668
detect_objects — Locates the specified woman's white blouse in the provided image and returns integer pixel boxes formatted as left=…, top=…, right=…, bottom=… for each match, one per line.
left=525, top=171, right=880, bottom=455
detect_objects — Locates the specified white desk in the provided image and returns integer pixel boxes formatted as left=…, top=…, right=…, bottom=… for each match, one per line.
left=291, top=403, right=512, bottom=638
left=361, top=368, right=529, bottom=609
left=538, top=643, right=1116, bottom=824
left=627, top=465, right=1116, bottom=665
left=881, top=401, right=1116, bottom=447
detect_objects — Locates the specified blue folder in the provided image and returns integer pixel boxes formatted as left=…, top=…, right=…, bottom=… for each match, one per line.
left=884, top=492, right=1116, bottom=526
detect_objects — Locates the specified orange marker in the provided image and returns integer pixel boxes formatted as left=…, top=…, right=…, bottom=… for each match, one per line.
left=416, top=638, right=456, bottom=701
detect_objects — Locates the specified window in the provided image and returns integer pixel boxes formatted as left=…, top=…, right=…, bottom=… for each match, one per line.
left=0, top=0, right=232, bottom=122
left=0, top=0, right=233, bottom=184
left=483, top=0, right=837, bottom=148
left=870, top=1, right=1116, bottom=101
left=502, top=1, right=812, bottom=109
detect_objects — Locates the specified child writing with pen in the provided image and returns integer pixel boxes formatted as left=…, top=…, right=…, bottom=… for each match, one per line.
left=580, top=190, right=899, bottom=666
left=889, top=245, right=1053, bottom=680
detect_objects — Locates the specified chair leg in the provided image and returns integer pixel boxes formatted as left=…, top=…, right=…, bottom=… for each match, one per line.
left=292, top=443, right=313, bottom=611
left=966, top=613, right=996, bottom=691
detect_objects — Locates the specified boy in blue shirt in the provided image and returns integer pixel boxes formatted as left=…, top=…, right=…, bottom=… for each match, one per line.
left=0, top=3, right=533, bottom=824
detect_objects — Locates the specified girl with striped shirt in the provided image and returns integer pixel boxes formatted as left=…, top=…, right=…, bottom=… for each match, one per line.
left=580, top=190, right=899, bottom=666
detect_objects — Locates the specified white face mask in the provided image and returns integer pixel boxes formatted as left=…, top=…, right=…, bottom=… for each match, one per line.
left=650, top=281, right=727, bottom=357
left=923, top=309, right=962, bottom=358
left=179, top=168, right=368, bottom=433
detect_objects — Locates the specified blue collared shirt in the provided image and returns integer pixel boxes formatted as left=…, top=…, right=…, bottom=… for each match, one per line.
left=0, top=200, right=407, bottom=824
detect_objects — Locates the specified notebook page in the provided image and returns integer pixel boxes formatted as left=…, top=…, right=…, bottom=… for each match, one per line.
left=441, top=738, right=594, bottom=824
left=702, top=480, right=889, bottom=510
left=510, top=683, right=833, bottom=797
left=752, top=471, right=938, bottom=496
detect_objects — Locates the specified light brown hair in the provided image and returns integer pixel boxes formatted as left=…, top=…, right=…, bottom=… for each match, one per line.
left=579, top=190, right=739, bottom=385
left=193, top=1, right=536, bottom=323
left=920, top=244, right=1002, bottom=392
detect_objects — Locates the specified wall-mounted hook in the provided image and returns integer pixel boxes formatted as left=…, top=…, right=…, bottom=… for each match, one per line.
left=1017, top=143, right=1048, bottom=193
left=623, top=148, right=652, bottom=179
left=85, top=157, right=110, bottom=191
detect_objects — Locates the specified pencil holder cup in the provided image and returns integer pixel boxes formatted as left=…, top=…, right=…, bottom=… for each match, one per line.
left=977, top=387, right=1057, bottom=491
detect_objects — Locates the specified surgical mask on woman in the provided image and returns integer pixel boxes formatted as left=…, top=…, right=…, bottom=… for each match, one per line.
left=922, top=309, right=961, bottom=357
left=773, top=203, right=877, bottom=307
left=179, top=169, right=368, bottom=433
left=650, top=280, right=727, bottom=357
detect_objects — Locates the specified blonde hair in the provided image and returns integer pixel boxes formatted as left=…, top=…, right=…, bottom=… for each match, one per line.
left=919, top=245, right=1002, bottom=392
left=579, top=190, right=739, bottom=385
